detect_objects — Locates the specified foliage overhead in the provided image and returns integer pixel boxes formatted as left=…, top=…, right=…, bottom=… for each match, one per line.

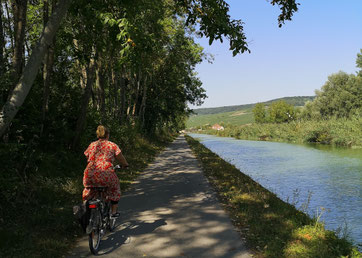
left=177, top=0, right=299, bottom=56
left=0, top=0, right=298, bottom=139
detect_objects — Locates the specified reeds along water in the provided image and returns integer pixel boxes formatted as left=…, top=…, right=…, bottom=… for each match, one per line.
left=205, top=116, right=362, bottom=147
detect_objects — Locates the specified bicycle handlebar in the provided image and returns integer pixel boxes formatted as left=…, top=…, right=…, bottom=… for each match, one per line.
left=113, top=164, right=129, bottom=170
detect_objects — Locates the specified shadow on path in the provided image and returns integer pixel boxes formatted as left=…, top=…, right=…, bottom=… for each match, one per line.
left=68, top=136, right=251, bottom=258
left=98, top=219, right=167, bottom=255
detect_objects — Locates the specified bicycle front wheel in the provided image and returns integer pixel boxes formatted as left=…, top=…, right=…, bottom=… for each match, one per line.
left=88, top=209, right=102, bottom=254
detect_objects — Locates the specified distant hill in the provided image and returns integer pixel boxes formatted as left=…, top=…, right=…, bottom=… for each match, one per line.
left=186, top=96, right=315, bottom=128
left=192, top=96, right=315, bottom=116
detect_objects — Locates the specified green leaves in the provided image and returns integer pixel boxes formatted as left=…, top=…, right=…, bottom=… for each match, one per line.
left=313, top=72, right=361, bottom=118
left=270, top=0, right=300, bottom=28
left=253, top=103, right=267, bottom=124
left=299, top=51, right=362, bottom=120
left=356, top=49, right=362, bottom=73
left=269, top=100, right=296, bottom=123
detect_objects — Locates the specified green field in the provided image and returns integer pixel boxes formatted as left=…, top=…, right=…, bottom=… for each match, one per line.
left=187, top=96, right=314, bottom=128
left=187, top=109, right=254, bottom=128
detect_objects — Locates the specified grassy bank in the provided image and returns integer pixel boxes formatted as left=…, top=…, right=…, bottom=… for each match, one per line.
left=201, top=116, right=362, bottom=147
left=185, top=135, right=361, bottom=257
left=0, top=130, right=174, bottom=258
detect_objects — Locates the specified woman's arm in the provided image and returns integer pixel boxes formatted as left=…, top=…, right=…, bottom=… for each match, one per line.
left=116, top=152, right=129, bottom=168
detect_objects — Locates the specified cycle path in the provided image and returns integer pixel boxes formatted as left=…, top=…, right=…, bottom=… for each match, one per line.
left=68, top=135, right=252, bottom=257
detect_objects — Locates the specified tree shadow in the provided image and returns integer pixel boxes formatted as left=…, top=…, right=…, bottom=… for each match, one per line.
left=97, top=219, right=167, bottom=255
left=69, top=136, right=252, bottom=257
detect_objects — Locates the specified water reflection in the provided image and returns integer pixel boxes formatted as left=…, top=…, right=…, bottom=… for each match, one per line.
left=189, top=134, right=362, bottom=247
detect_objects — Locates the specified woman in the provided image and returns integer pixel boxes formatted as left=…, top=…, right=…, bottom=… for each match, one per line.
left=82, top=125, right=129, bottom=217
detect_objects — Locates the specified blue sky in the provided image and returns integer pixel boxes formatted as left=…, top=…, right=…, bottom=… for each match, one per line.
left=192, top=0, right=362, bottom=108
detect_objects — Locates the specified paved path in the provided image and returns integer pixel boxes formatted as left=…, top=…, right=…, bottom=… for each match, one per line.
left=68, top=135, right=252, bottom=257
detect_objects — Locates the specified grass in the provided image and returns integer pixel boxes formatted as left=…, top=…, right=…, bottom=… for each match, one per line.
left=0, top=131, right=174, bottom=258
left=187, top=109, right=254, bottom=128
left=185, top=135, right=361, bottom=257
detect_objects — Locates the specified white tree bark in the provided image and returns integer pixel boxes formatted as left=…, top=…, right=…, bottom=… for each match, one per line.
left=0, top=0, right=72, bottom=137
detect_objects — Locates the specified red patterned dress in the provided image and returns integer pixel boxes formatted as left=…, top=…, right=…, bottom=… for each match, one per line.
left=82, top=139, right=122, bottom=202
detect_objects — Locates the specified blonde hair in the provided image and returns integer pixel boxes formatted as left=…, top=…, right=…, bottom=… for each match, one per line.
left=96, top=125, right=109, bottom=139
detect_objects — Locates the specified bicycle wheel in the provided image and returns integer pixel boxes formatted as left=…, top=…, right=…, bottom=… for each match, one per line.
left=88, top=209, right=102, bottom=254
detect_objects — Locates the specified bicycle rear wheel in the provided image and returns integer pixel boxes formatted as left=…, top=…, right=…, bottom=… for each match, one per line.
left=88, top=209, right=102, bottom=254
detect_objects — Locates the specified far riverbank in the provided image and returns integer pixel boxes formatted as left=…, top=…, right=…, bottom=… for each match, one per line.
left=190, top=116, right=362, bottom=148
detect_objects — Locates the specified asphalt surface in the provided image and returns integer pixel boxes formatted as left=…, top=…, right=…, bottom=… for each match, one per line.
left=68, top=135, right=252, bottom=258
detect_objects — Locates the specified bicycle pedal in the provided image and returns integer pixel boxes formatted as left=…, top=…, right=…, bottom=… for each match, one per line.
left=86, top=225, right=92, bottom=234
left=100, top=229, right=105, bottom=237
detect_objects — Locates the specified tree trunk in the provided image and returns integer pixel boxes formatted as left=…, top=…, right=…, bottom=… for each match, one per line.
left=40, top=0, right=56, bottom=137
left=5, top=1, right=14, bottom=55
left=95, top=57, right=105, bottom=118
left=111, top=66, right=118, bottom=119
left=139, top=74, right=148, bottom=128
left=72, top=56, right=95, bottom=149
left=132, top=70, right=141, bottom=117
left=126, top=71, right=133, bottom=120
left=73, top=38, right=87, bottom=89
left=119, top=70, right=126, bottom=124
left=11, top=0, right=27, bottom=85
left=99, top=69, right=105, bottom=118
left=0, top=2, right=5, bottom=78
left=0, top=0, right=72, bottom=137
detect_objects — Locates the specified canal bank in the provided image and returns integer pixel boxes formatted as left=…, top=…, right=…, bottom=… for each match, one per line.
left=197, top=117, right=362, bottom=148
left=185, top=134, right=361, bottom=257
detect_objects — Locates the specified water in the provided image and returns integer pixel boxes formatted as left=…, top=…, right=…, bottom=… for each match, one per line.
left=189, top=134, right=362, bottom=247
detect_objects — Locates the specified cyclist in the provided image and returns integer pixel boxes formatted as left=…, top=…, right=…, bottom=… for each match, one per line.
left=82, top=125, right=129, bottom=217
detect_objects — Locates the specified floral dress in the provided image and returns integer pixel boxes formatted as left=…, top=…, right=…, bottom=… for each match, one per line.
left=82, top=139, right=122, bottom=202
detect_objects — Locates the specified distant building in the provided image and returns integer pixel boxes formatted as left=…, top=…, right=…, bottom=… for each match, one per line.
left=212, top=124, right=224, bottom=131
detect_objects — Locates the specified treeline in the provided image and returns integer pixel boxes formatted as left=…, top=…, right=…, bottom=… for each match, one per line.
left=193, top=96, right=314, bottom=116
left=210, top=50, right=362, bottom=146
left=0, top=0, right=299, bottom=147
left=253, top=52, right=361, bottom=124
left=0, top=0, right=209, bottom=149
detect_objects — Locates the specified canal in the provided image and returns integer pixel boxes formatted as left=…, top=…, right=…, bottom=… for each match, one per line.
left=189, top=134, right=362, bottom=247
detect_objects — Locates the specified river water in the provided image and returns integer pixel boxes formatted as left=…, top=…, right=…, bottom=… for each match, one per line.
left=189, top=134, right=362, bottom=247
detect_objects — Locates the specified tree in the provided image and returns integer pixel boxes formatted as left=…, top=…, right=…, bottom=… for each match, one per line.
left=253, top=103, right=266, bottom=123
left=269, top=100, right=295, bottom=123
left=300, top=101, right=320, bottom=120
left=0, top=2, right=5, bottom=78
left=357, top=49, right=362, bottom=75
left=10, top=0, right=28, bottom=85
left=312, top=72, right=361, bottom=118
left=40, top=0, right=57, bottom=136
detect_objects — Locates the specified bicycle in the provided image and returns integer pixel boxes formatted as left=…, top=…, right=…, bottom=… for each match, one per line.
left=86, top=186, right=117, bottom=254
left=85, top=164, right=126, bottom=254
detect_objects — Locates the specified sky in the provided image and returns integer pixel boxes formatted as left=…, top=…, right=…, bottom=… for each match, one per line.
left=191, top=0, right=362, bottom=109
